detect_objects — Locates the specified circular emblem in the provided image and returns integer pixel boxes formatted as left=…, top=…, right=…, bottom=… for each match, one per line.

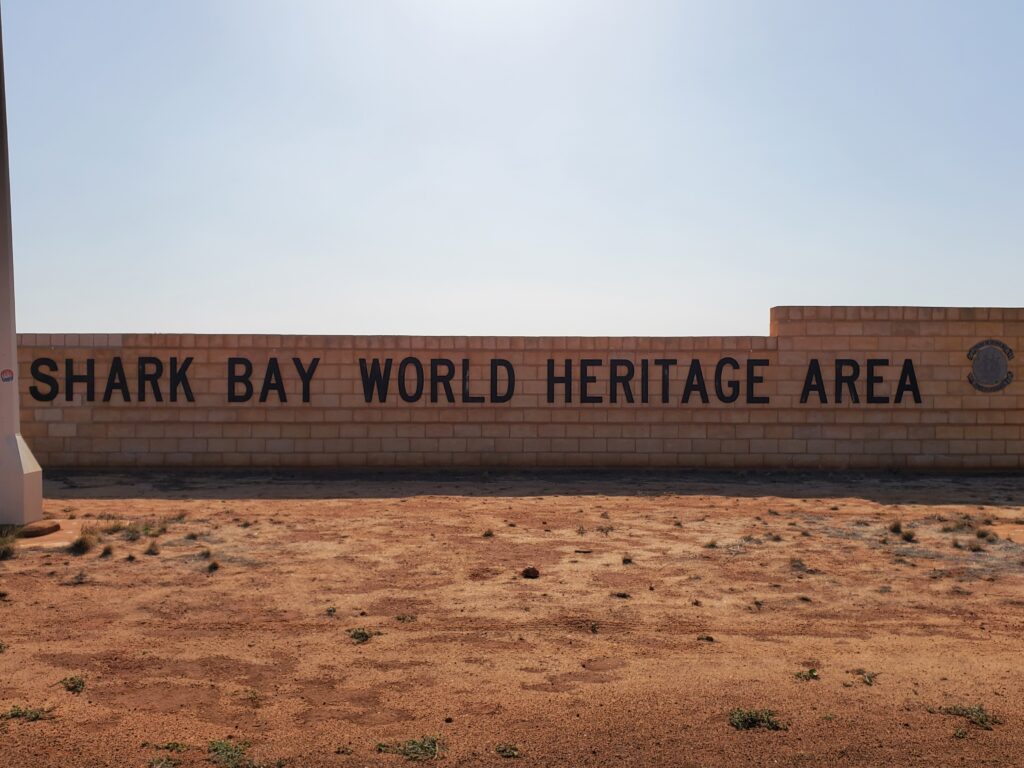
left=967, top=340, right=1014, bottom=392
left=0, top=368, right=13, bottom=383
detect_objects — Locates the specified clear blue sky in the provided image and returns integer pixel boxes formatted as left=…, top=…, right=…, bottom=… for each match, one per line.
left=5, top=1, right=1023, bottom=336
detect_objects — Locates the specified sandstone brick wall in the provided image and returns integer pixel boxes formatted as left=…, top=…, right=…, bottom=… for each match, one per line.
left=14, top=306, right=1024, bottom=470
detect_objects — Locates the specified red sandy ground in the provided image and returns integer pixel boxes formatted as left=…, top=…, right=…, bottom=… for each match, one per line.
left=2, top=471, right=1024, bottom=767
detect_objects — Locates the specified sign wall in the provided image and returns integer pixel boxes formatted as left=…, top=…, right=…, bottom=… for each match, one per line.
left=14, top=307, right=1023, bottom=470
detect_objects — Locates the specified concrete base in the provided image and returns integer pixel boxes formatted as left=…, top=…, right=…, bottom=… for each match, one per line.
left=0, top=433, right=42, bottom=525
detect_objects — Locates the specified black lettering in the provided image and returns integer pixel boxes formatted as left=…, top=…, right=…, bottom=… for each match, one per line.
left=655, top=359, right=676, bottom=403
left=547, top=359, right=572, bottom=403
left=359, top=358, right=392, bottom=403
left=103, top=357, right=131, bottom=402
left=866, top=358, right=889, bottom=404
left=461, top=359, right=485, bottom=404
left=800, top=359, right=827, bottom=404
left=169, top=357, right=195, bottom=403
left=895, top=359, right=922, bottom=404
left=835, top=359, right=860, bottom=404
left=292, top=357, right=319, bottom=403
left=580, top=359, right=603, bottom=404
left=137, top=357, right=163, bottom=402
left=682, top=360, right=709, bottom=404
left=609, top=359, right=634, bottom=404
left=29, top=358, right=58, bottom=402
left=65, top=358, right=96, bottom=402
left=398, top=357, right=424, bottom=403
left=746, top=359, right=770, bottom=404
left=259, top=358, right=287, bottom=403
left=430, top=358, right=456, bottom=403
left=228, top=357, right=254, bottom=403
left=490, top=359, right=515, bottom=403
left=714, top=357, right=740, bottom=403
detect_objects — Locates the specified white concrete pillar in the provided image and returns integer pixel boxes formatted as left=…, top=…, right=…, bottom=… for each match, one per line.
left=0, top=7, right=42, bottom=526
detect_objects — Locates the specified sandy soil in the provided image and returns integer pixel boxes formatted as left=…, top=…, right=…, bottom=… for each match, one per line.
left=2, top=471, right=1024, bottom=767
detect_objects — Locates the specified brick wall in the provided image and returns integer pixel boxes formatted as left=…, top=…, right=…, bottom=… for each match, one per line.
left=14, top=306, right=1024, bottom=470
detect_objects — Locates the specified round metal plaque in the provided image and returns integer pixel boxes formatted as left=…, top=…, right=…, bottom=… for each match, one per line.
left=967, top=339, right=1014, bottom=392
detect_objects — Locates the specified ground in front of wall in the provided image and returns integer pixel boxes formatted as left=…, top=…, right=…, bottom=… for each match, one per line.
left=1, top=470, right=1023, bottom=767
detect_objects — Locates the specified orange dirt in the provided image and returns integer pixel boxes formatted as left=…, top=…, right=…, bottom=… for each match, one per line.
left=2, top=471, right=1023, bottom=767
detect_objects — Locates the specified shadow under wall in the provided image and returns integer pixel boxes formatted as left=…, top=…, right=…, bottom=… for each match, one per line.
left=37, top=468, right=1024, bottom=510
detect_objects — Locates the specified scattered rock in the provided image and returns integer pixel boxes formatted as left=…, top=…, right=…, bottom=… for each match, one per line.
left=17, top=520, right=60, bottom=539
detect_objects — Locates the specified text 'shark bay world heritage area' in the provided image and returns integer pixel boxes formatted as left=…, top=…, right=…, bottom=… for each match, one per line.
left=2, top=3, right=1024, bottom=767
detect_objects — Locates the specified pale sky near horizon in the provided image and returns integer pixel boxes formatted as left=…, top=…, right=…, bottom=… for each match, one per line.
left=5, top=1, right=1023, bottom=337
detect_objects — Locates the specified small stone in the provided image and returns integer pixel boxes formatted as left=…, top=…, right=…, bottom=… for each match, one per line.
left=521, top=567, right=540, bottom=579
left=17, top=520, right=60, bottom=539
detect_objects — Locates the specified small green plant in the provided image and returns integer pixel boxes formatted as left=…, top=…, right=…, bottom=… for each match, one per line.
left=704, top=540, right=718, bottom=549
left=71, top=570, right=88, bottom=585
left=795, top=668, right=819, bottom=681
left=889, top=520, right=903, bottom=534
left=147, top=742, right=188, bottom=752
left=68, top=527, right=98, bottom=555
left=395, top=614, right=417, bottom=623
left=376, top=736, right=445, bottom=761
left=0, top=641, right=6, bottom=653
left=207, top=739, right=252, bottom=768
left=495, top=743, right=520, bottom=758
left=482, top=529, right=494, bottom=538
left=326, top=606, right=337, bottom=617
left=953, top=728, right=968, bottom=739
left=348, top=628, right=380, bottom=644
left=145, top=542, right=160, bottom=556
left=940, top=704, right=1001, bottom=730
left=850, top=668, right=879, bottom=686
left=942, top=516, right=975, bottom=533
left=100, top=544, right=114, bottom=558
left=122, top=524, right=142, bottom=541
left=58, top=675, right=86, bottom=694
left=0, top=533, right=16, bottom=560
left=2, top=705, right=53, bottom=722
left=207, top=560, right=220, bottom=573
left=149, top=758, right=181, bottom=768
left=728, top=708, right=785, bottom=731
left=901, top=530, right=916, bottom=543
left=596, top=525, right=613, bottom=536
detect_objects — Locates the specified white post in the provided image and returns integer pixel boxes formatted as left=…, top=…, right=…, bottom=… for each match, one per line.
left=0, top=6, right=42, bottom=526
